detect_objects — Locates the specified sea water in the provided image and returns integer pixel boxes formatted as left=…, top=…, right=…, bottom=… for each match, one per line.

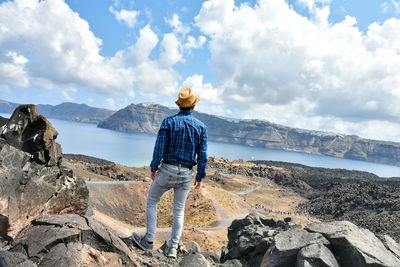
left=1, top=113, right=400, bottom=177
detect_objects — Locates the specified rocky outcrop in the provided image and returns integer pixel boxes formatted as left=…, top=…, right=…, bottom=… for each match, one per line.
left=4, top=214, right=142, bottom=266
left=297, top=181, right=400, bottom=242
left=209, top=157, right=400, bottom=243
left=216, top=213, right=400, bottom=267
left=304, top=221, right=400, bottom=267
left=0, top=105, right=88, bottom=239
left=220, top=213, right=298, bottom=267
left=0, top=104, right=61, bottom=166
left=97, top=103, right=400, bottom=166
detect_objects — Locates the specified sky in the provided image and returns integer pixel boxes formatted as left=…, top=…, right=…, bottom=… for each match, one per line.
left=1, top=0, right=400, bottom=142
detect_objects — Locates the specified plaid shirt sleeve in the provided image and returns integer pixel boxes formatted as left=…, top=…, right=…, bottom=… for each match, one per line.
left=150, top=119, right=169, bottom=172
left=195, top=126, right=208, bottom=182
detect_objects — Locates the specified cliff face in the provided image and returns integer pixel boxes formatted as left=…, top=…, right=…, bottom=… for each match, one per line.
left=98, top=103, right=400, bottom=166
left=0, top=100, right=114, bottom=123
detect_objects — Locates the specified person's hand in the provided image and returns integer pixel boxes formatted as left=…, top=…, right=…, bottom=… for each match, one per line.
left=150, top=171, right=157, bottom=181
left=193, top=180, right=202, bottom=189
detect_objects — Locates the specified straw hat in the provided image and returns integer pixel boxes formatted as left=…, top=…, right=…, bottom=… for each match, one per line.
left=175, top=88, right=200, bottom=108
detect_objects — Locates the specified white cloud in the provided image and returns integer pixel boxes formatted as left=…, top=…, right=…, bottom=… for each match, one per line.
left=113, top=25, right=179, bottom=97
left=182, top=74, right=223, bottom=104
left=106, top=97, right=115, bottom=108
left=298, top=0, right=332, bottom=10
left=184, top=35, right=206, bottom=49
left=194, top=0, right=400, bottom=141
left=158, top=33, right=183, bottom=67
left=0, top=0, right=181, bottom=100
left=165, top=13, right=190, bottom=35
left=109, top=6, right=139, bottom=28
left=0, top=0, right=134, bottom=93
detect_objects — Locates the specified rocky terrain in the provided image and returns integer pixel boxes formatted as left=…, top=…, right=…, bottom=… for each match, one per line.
left=208, top=157, right=400, bottom=243
left=0, top=99, right=114, bottom=123
left=0, top=105, right=145, bottom=266
left=98, top=103, right=400, bottom=166
left=2, top=104, right=400, bottom=267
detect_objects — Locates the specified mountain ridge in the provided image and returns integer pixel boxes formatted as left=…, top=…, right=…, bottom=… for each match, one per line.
left=0, top=99, right=114, bottom=123
left=2, top=99, right=400, bottom=166
left=98, top=103, right=400, bottom=166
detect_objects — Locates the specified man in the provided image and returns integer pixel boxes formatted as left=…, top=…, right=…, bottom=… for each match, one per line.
left=132, top=88, right=208, bottom=258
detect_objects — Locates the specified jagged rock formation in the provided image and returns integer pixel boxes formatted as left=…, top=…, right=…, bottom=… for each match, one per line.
left=0, top=105, right=145, bottom=266
left=209, top=157, right=400, bottom=243
left=0, top=105, right=61, bottom=166
left=220, top=213, right=298, bottom=266
left=0, top=105, right=89, bottom=239
left=4, top=214, right=142, bottom=266
left=97, top=103, right=400, bottom=166
left=0, top=99, right=114, bottom=124
left=218, top=214, right=400, bottom=267
left=297, top=181, right=400, bottom=242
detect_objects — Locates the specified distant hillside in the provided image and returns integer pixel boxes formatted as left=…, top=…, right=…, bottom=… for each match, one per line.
left=98, top=103, right=400, bottom=166
left=0, top=99, right=114, bottom=123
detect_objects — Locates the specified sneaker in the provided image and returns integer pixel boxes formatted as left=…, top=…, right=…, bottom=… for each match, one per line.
left=131, top=232, right=153, bottom=251
left=166, top=247, right=177, bottom=259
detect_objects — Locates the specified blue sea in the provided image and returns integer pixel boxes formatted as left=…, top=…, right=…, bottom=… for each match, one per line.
left=1, top=113, right=400, bottom=177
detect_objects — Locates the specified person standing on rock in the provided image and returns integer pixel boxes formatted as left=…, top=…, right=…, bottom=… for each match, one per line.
left=132, top=88, right=208, bottom=258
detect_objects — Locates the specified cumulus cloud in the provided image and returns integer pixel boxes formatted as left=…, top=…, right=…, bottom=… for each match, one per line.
left=182, top=74, right=223, bottom=104
left=109, top=6, right=139, bottom=28
left=159, top=33, right=183, bottom=67
left=194, top=0, right=400, bottom=141
left=0, top=0, right=133, bottom=93
left=165, top=13, right=191, bottom=35
left=298, top=0, right=332, bottom=11
left=184, top=35, right=206, bottom=49
left=0, top=0, right=182, bottom=100
left=181, top=74, right=229, bottom=116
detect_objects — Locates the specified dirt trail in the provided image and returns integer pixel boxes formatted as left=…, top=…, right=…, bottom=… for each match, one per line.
left=91, top=179, right=315, bottom=249
left=201, top=188, right=250, bottom=231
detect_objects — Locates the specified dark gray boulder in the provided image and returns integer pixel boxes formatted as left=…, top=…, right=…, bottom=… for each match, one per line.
left=182, top=240, right=201, bottom=254
left=305, top=221, right=400, bottom=267
left=222, top=213, right=298, bottom=266
left=200, top=251, right=220, bottom=263
left=0, top=144, right=88, bottom=239
left=9, top=214, right=142, bottom=266
left=220, top=259, right=243, bottom=267
left=178, top=253, right=210, bottom=267
left=267, top=228, right=330, bottom=267
left=0, top=251, right=35, bottom=267
left=296, top=243, right=339, bottom=267
left=0, top=104, right=61, bottom=166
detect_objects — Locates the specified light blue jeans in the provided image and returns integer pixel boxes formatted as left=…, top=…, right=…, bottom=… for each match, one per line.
left=144, top=163, right=193, bottom=249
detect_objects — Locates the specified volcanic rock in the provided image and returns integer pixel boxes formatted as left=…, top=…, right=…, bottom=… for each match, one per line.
left=267, top=228, right=330, bottom=266
left=0, top=105, right=88, bottom=239
left=179, top=253, right=210, bottom=267
left=8, top=214, right=142, bottom=266
left=0, top=251, right=35, bottom=267
left=296, top=243, right=339, bottom=267
left=221, top=213, right=298, bottom=267
left=0, top=144, right=88, bottom=239
left=305, top=221, right=400, bottom=266
left=0, top=104, right=61, bottom=166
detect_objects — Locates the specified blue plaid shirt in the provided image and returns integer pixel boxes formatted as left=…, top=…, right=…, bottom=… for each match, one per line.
left=150, top=110, right=208, bottom=182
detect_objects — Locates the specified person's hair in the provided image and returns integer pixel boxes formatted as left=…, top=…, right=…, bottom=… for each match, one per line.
left=179, top=106, right=192, bottom=111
